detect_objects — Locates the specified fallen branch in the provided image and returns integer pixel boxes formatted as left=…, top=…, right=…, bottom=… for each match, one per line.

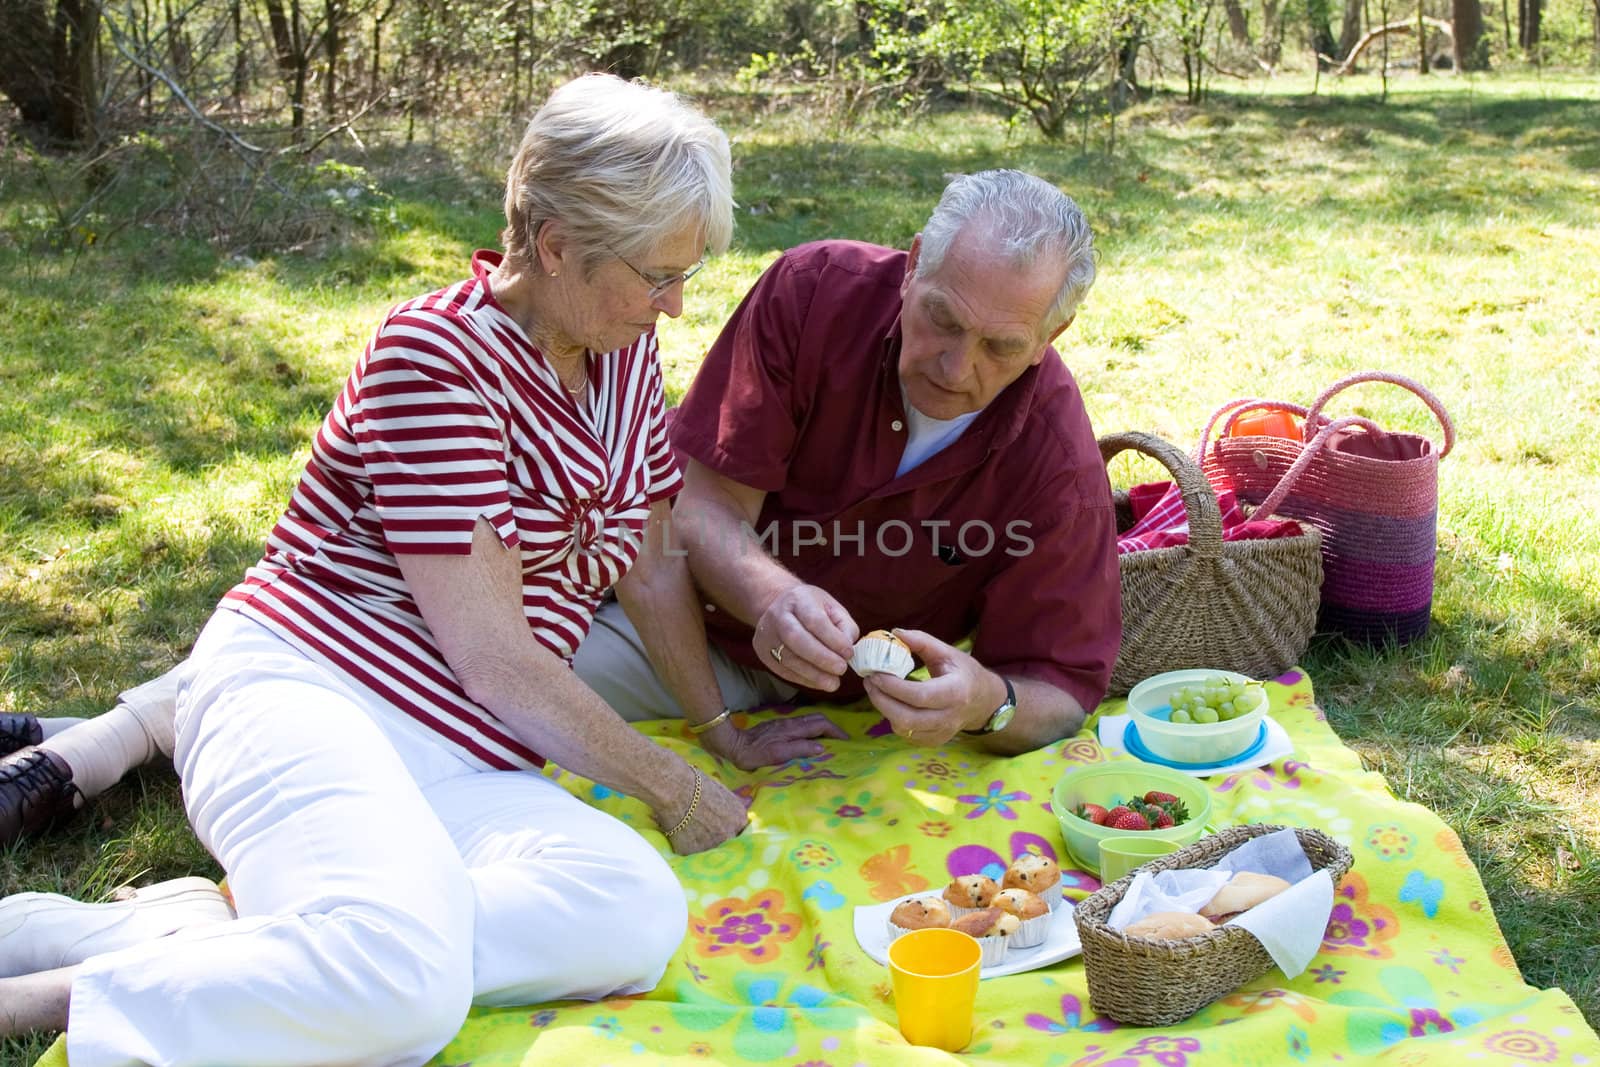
left=299, top=90, right=389, bottom=155
left=100, top=10, right=269, bottom=158
left=1335, top=16, right=1455, bottom=74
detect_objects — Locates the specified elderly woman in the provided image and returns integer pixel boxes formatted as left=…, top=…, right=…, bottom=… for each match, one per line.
left=0, top=73, right=836, bottom=1067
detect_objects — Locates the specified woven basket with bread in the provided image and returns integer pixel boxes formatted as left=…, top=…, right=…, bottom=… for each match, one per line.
left=1072, top=823, right=1354, bottom=1026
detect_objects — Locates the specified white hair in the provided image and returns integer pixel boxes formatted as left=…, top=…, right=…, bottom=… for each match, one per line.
left=917, top=170, right=1097, bottom=335
left=503, top=74, right=734, bottom=272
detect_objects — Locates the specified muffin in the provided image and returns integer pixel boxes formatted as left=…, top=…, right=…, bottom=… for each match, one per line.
left=1002, top=853, right=1062, bottom=910
left=849, top=629, right=916, bottom=679
left=950, top=907, right=1019, bottom=967
left=887, top=896, right=951, bottom=941
left=941, top=874, right=1001, bottom=918
left=991, top=888, right=1051, bottom=948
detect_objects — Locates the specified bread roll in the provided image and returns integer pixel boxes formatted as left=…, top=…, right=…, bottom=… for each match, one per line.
left=1199, top=871, right=1292, bottom=919
left=1124, top=910, right=1215, bottom=940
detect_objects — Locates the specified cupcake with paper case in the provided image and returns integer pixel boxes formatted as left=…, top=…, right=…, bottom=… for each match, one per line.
left=950, top=907, right=1019, bottom=967
left=1002, top=853, right=1062, bottom=910
left=848, top=630, right=916, bottom=679
left=886, top=896, right=951, bottom=942
left=992, top=887, right=1051, bottom=948
left=941, top=874, right=1000, bottom=918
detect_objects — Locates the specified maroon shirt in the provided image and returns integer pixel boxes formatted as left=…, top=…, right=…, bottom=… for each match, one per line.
left=673, top=240, right=1121, bottom=711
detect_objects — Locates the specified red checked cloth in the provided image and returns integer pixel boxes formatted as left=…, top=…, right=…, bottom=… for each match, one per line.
left=1116, top=481, right=1304, bottom=554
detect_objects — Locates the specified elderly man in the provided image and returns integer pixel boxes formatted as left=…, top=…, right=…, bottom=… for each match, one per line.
left=578, top=168, right=1120, bottom=757
left=1, top=169, right=1119, bottom=849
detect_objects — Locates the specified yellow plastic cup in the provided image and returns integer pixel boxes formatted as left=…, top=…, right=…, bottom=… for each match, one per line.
left=887, top=927, right=982, bottom=1051
left=1098, top=835, right=1182, bottom=883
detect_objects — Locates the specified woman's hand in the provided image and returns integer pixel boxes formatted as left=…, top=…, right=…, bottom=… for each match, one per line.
left=699, top=713, right=848, bottom=771
left=655, top=766, right=749, bottom=855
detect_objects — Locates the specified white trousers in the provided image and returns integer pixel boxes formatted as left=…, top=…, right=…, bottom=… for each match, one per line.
left=572, top=599, right=797, bottom=721
left=67, top=610, right=686, bottom=1067
left=112, top=598, right=794, bottom=740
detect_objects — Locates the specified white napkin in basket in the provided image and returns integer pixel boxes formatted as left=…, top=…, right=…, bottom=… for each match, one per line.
left=1106, top=828, right=1335, bottom=979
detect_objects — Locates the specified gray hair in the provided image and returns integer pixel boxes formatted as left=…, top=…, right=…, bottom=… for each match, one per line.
left=503, top=74, right=734, bottom=273
left=916, top=170, right=1097, bottom=336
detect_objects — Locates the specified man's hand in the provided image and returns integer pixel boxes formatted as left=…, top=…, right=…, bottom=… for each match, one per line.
left=700, top=712, right=850, bottom=771
left=751, top=584, right=860, bottom=691
left=862, top=628, right=1006, bottom=745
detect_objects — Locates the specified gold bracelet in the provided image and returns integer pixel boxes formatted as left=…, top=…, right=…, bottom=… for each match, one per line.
left=663, top=770, right=703, bottom=839
left=687, top=708, right=733, bottom=735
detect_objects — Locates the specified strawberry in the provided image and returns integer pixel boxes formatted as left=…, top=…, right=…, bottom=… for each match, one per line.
left=1153, top=810, right=1176, bottom=829
left=1107, top=810, right=1150, bottom=831
left=1144, top=790, right=1179, bottom=805
left=1106, top=805, right=1134, bottom=821
left=1077, top=803, right=1109, bottom=825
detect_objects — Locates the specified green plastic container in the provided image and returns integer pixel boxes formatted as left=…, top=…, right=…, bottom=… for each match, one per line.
left=1051, top=762, right=1214, bottom=876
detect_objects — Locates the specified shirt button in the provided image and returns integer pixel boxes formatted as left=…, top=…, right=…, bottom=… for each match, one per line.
left=704, top=603, right=717, bottom=613
left=891, top=419, right=904, bottom=431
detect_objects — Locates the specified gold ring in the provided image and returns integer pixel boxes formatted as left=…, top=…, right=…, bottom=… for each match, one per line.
left=771, top=643, right=785, bottom=664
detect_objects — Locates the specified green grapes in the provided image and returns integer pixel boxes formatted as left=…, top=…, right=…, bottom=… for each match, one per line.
left=1165, top=676, right=1264, bottom=725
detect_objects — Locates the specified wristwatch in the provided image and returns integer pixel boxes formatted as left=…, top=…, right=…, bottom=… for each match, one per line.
left=965, top=675, right=1017, bottom=735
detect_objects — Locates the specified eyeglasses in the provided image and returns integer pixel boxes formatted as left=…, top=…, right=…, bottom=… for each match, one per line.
left=608, top=246, right=703, bottom=300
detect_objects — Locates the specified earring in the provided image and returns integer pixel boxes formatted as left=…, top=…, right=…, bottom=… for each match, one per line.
left=549, top=270, right=559, bottom=278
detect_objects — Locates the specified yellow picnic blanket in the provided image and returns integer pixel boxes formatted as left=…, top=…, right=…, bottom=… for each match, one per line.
left=37, top=670, right=1600, bottom=1065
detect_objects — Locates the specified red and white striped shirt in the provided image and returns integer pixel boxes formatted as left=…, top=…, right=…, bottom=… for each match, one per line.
left=222, top=251, right=682, bottom=770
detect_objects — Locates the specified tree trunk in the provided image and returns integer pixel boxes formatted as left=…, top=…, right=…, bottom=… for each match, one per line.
left=162, top=0, right=191, bottom=78
left=262, top=0, right=308, bottom=130
left=1518, top=0, right=1541, bottom=54
left=1262, top=0, right=1285, bottom=64
left=0, top=0, right=58, bottom=131
left=1418, top=0, right=1429, bottom=71
left=1453, top=0, right=1488, bottom=67
left=1223, top=0, right=1252, bottom=43
left=322, top=0, right=340, bottom=120
left=2, top=0, right=105, bottom=144
left=231, top=0, right=246, bottom=99
left=1339, top=0, right=1364, bottom=56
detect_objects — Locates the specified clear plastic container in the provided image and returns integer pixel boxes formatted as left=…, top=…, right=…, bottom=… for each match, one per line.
left=1050, top=763, right=1212, bottom=876
left=1126, top=669, right=1269, bottom=766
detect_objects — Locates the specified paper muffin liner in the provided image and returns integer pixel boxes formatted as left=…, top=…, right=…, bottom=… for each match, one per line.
left=1007, top=911, right=1051, bottom=949
left=849, top=634, right=915, bottom=679
left=974, top=932, right=1009, bottom=968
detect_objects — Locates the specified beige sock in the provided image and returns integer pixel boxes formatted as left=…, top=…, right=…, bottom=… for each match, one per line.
left=42, top=703, right=163, bottom=799
left=36, top=716, right=89, bottom=740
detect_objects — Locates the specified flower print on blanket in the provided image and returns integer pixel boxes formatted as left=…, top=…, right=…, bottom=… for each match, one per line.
left=36, top=670, right=1597, bottom=1067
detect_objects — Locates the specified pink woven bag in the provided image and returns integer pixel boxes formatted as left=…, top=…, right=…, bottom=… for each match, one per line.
left=1197, top=371, right=1455, bottom=645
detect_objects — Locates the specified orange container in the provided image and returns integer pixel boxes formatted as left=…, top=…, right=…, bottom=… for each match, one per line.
left=1228, top=410, right=1302, bottom=441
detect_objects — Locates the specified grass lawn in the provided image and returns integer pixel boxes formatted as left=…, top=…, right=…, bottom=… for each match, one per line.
left=2, top=69, right=1598, bottom=1064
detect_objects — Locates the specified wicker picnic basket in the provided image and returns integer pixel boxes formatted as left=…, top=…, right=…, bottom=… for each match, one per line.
left=1101, top=431, right=1324, bottom=696
left=1073, top=824, right=1355, bottom=1026
left=1197, top=371, right=1456, bottom=646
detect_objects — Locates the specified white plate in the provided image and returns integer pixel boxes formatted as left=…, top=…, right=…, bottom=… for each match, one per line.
left=1097, top=713, right=1294, bottom=777
left=853, top=893, right=1082, bottom=979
